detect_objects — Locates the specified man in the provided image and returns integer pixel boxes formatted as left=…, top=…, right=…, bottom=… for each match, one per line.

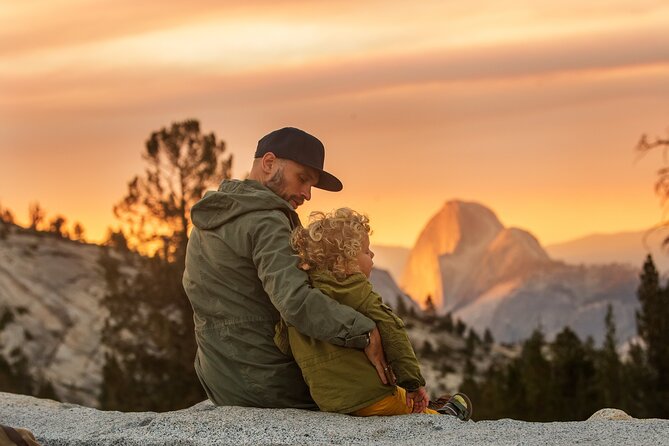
left=183, top=127, right=389, bottom=408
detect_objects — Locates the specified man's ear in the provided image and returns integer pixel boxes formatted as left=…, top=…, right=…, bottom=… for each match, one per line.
left=261, top=152, right=277, bottom=174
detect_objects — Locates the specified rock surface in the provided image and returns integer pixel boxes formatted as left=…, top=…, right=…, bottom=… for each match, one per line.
left=588, top=408, right=634, bottom=421
left=2, top=392, right=669, bottom=446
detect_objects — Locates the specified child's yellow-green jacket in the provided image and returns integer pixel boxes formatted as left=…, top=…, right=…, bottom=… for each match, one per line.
left=275, top=270, right=426, bottom=414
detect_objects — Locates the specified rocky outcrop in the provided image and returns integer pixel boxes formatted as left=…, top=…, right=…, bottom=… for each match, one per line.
left=589, top=408, right=634, bottom=421
left=400, top=200, right=640, bottom=344
left=0, top=227, right=111, bottom=407
left=401, top=200, right=550, bottom=310
left=1, top=392, right=666, bottom=446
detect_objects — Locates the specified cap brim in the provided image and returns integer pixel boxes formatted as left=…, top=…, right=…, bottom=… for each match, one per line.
left=315, top=170, right=343, bottom=192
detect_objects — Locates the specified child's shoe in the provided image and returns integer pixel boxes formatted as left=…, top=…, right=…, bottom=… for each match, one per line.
left=437, top=392, right=472, bottom=421
left=427, top=394, right=451, bottom=411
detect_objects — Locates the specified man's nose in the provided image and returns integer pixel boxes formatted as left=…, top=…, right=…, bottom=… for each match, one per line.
left=302, top=187, right=311, bottom=201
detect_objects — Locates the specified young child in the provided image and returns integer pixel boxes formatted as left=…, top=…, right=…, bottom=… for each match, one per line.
left=274, top=208, right=472, bottom=419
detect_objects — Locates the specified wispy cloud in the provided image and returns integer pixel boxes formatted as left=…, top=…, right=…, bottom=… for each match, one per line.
left=3, top=20, right=668, bottom=115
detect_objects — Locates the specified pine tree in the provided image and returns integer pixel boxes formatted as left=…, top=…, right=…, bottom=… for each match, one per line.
left=483, top=328, right=494, bottom=353
left=72, top=222, right=85, bottom=242
left=621, top=342, right=653, bottom=417
left=517, top=329, right=551, bottom=421
left=48, top=215, right=67, bottom=238
left=394, top=295, right=407, bottom=318
left=465, top=329, right=480, bottom=356
left=443, top=312, right=454, bottom=332
left=635, top=254, right=669, bottom=417
left=419, top=340, right=435, bottom=359
left=28, top=202, right=45, bottom=231
left=113, top=119, right=231, bottom=263
left=455, top=318, right=467, bottom=337
left=0, top=204, right=10, bottom=239
left=474, top=362, right=507, bottom=420
left=459, top=355, right=480, bottom=419
left=597, top=304, right=622, bottom=409
left=550, top=327, right=598, bottom=421
left=423, top=295, right=436, bottom=324
left=100, top=120, right=230, bottom=411
left=483, top=328, right=494, bottom=345
left=0, top=202, right=14, bottom=224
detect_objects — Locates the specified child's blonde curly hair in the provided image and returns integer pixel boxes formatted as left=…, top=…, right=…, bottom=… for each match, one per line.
left=291, top=208, right=371, bottom=279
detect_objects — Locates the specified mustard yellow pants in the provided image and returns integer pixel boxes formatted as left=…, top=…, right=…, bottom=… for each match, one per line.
left=351, top=386, right=438, bottom=416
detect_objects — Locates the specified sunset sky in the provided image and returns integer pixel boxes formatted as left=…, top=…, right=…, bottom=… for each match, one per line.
left=2, top=0, right=669, bottom=248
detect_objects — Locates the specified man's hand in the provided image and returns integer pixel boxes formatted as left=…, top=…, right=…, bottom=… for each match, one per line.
left=406, top=386, right=430, bottom=413
left=363, top=327, right=393, bottom=385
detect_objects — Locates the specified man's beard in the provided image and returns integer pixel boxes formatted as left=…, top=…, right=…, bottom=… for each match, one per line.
left=266, top=166, right=302, bottom=208
left=266, top=166, right=285, bottom=195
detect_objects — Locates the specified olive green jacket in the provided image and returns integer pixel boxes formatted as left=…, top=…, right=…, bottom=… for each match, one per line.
left=183, top=179, right=375, bottom=408
left=276, top=270, right=426, bottom=413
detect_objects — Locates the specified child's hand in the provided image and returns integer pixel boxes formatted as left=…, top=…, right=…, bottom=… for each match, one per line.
left=406, top=386, right=430, bottom=413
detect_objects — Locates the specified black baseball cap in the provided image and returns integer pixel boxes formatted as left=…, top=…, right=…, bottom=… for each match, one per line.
left=255, top=127, right=343, bottom=192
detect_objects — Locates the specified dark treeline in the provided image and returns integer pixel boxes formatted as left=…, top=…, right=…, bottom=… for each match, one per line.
left=0, top=201, right=86, bottom=242
left=455, top=255, right=669, bottom=421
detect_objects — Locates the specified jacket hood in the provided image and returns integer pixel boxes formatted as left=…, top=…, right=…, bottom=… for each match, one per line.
left=191, top=179, right=297, bottom=230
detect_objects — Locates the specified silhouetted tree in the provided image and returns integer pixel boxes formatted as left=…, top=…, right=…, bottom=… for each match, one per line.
left=0, top=203, right=14, bottom=224
left=0, top=203, right=11, bottom=239
left=72, top=222, right=85, bottom=242
left=113, top=119, right=232, bottom=263
left=28, top=202, right=45, bottom=231
left=423, top=295, right=436, bottom=323
left=104, top=228, right=130, bottom=252
left=48, top=215, right=67, bottom=238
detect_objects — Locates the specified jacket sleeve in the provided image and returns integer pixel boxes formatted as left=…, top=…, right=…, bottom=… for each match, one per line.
left=251, top=210, right=375, bottom=349
left=358, top=282, right=426, bottom=391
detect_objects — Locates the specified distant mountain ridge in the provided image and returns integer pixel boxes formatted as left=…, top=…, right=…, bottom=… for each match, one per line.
left=545, top=228, right=669, bottom=272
